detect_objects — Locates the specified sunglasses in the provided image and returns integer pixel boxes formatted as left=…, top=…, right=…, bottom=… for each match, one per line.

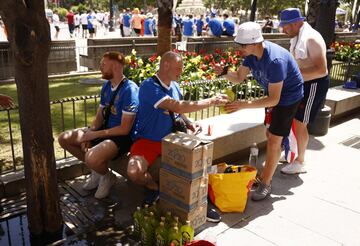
left=236, top=43, right=248, bottom=48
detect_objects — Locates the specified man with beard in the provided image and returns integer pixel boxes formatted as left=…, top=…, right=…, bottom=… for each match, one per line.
left=58, top=52, right=139, bottom=199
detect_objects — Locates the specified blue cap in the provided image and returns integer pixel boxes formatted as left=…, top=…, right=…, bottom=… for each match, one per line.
left=279, top=8, right=305, bottom=27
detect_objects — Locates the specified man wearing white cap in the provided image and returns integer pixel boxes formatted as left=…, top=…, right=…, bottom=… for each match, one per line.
left=279, top=8, right=329, bottom=175
left=215, top=22, right=304, bottom=201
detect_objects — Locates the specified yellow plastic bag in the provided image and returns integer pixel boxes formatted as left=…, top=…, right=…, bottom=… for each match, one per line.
left=208, top=164, right=257, bottom=212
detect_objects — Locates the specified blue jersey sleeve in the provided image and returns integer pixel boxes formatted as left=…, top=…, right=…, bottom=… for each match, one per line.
left=141, top=80, right=170, bottom=108
left=267, top=58, right=287, bottom=83
left=121, top=83, right=139, bottom=114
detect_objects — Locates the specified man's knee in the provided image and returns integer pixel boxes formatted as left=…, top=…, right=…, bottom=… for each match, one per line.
left=58, top=131, right=68, bottom=148
left=127, top=155, right=148, bottom=183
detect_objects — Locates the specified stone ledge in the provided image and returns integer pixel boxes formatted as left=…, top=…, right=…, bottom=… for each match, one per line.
left=325, top=86, right=360, bottom=119
left=197, top=108, right=267, bottom=162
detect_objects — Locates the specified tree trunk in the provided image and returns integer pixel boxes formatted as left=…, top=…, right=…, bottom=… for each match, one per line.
left=315, top=0, right=338, bottom=49
left=250, top=0, right=257, bottom=22
left=0, top=0, right=63, bottom=242
left=306, top=0, right=320, bottom=28
left=157, top=0, right=173, bottom=56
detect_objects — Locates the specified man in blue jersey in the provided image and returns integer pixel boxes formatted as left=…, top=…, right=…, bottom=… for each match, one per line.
left=215, top=22, right=304, bottom=201
left=196, top=15, right=205, bottom=36
left=222, top=13, right=235, bottom=36
left=207, top=14, right=222, bottom=37
left=127, top=52, right=228, bottom=209
left=144, top=13, right=154, bottom=36
left=58, top=52, right=139, bottom=199
left=123, top=8, right=132, bottom=37
left=182, top=15, right=195, bottom=41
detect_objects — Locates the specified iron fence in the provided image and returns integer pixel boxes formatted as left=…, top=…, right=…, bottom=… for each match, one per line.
left=0, top=78, right=264, bottom=174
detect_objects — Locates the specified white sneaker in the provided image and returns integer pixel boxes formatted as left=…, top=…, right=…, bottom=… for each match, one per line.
left=94, top=171, right=117, bottom=199
left=281, top=161, right=307, bottom=174
left=82, top=170, right=101, bottom=190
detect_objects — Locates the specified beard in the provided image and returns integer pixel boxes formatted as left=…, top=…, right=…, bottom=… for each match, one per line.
left=101, top=71, right=113, bottom=80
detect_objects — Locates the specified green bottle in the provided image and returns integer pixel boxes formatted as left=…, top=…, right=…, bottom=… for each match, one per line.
left=180, top=220, right=194, bottom=245
left=142, top=204, right=150, bottom=216
left=133, top=206, right=143, bottom=239
left=168, top=226, right=182, bottom=246
left=155, top=221, right=167, bottom=246
left=149, top=201, right=161, bottom=219
left=165, top=211, right=174, bottom=229
left=219, top=86, right=236, bottom=114
left=149, top=212, right=158, bottom=229
left=174, top=216, right=182, bottom=229
left=141, top=216, right=154, bottom=246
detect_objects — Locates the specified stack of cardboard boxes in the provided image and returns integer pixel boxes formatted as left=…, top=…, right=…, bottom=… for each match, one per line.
left=159, top=132, right=214, bottom=233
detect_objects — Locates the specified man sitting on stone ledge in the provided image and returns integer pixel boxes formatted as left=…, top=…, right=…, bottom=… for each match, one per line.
left=58, top=51, right=139, bottom=199
left=127, top=51, right=228, bottom=222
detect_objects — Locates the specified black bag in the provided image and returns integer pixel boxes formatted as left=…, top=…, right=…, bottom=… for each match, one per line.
left=152, top=75, right=188, bottom=133
left=101, top=78, right=127, bottom=129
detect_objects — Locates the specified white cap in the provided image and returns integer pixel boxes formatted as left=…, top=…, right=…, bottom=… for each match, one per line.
left=234, top=22, right=264, bottom=44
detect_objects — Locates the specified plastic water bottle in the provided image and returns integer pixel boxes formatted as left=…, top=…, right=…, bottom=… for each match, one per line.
left=249, top=143, right=259, bottom=169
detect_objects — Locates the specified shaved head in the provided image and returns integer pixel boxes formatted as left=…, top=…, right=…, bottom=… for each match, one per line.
left=158, top=51, right=183, bottom=83
left=160, top=51, right=182, bottom=66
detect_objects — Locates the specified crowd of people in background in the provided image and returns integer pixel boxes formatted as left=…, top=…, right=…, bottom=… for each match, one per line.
left=0, top=7, right=357, bottom=42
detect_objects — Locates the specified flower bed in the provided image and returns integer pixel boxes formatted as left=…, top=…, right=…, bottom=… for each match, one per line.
left=331, top=41, right=360, bottom=63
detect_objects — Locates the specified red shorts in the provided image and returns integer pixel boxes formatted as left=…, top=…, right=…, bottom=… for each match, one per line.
left=130, top=138, right=162, bottom=167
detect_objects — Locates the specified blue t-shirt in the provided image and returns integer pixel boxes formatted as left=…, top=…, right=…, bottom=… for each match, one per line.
left=208, top=18, right=222, bottom=37
left=223, top=19, right=235, bottom=36
left=123, top=14, right=131, bottom=27
left=196, top=18, right=204, bottom=33
left=144, top=18, right=153, bottom=35
left=87, top=15, right=94, bottom=29
left=243, top=41, right=304, bottom=106
left=183, top=18, right=194, bottom=36
left=134, top=76, right=182, bottom=142
left=100, top=79, right=139, bottom=130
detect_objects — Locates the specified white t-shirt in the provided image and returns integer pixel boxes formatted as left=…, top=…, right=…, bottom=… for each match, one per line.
left=81, top=13, right=88, bottom=25
left=53, top=14, right=60, bottom=27
left=74, top=14, right=80, bottom=26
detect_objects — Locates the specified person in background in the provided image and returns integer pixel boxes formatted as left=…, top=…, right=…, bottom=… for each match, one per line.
left=123, top=8, right=132, bottom=37
left=215, top=22, right=304, bottom=201
left=279, top=8, right=329, bottom=174
left=118, top=9, right=125, bottom=37
left=74, top=11, right=81, bottom=37
left=53, top=10, right=60, bottom=39
left=196, top=15, right=205, bottom=36
left=182, top=15, right=195, bottom=41
left=144, top=13, right=154, bottom=36
left=66, top=10, right=75, bottom=38
left=131, top=8, right=143, bottom=36
left=207, top=13, right=222, bottom=37
left=262, top=16, right=273, bottom=33
left=87, top=10, right=95, bottom=38
left=58, top=52, right=139, bottom=199
left=80, top=11, right=88, bottom=38
left=222, top=13, right=235, bottom=36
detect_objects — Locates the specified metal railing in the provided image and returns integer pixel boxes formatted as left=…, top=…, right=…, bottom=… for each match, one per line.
left=0, top=78, right=264, bottom=174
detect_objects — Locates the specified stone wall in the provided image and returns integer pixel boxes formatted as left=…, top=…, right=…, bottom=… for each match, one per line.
left=0, top=40, right=77, bottom=80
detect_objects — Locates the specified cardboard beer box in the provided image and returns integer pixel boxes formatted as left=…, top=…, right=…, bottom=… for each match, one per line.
left=159, top=198, right=207, bottom=234
left=161, top=132, right=214, bottom=180
left=159, top=168, right=208, bottom=211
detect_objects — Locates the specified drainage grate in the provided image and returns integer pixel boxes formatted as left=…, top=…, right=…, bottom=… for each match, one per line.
left=340, top=136, right=360, bottom=149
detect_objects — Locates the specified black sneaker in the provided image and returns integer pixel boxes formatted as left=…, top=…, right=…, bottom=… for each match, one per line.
left=206, top=207, right=221, bottom=223
left=143, top=188, right=159, bottom=206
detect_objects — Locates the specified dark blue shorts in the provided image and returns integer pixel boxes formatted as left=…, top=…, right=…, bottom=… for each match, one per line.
left=295, top=75, right=329, bottom=124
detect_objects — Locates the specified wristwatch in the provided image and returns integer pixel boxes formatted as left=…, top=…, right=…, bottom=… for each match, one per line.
left=218, top=65, right=229, bottom=77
